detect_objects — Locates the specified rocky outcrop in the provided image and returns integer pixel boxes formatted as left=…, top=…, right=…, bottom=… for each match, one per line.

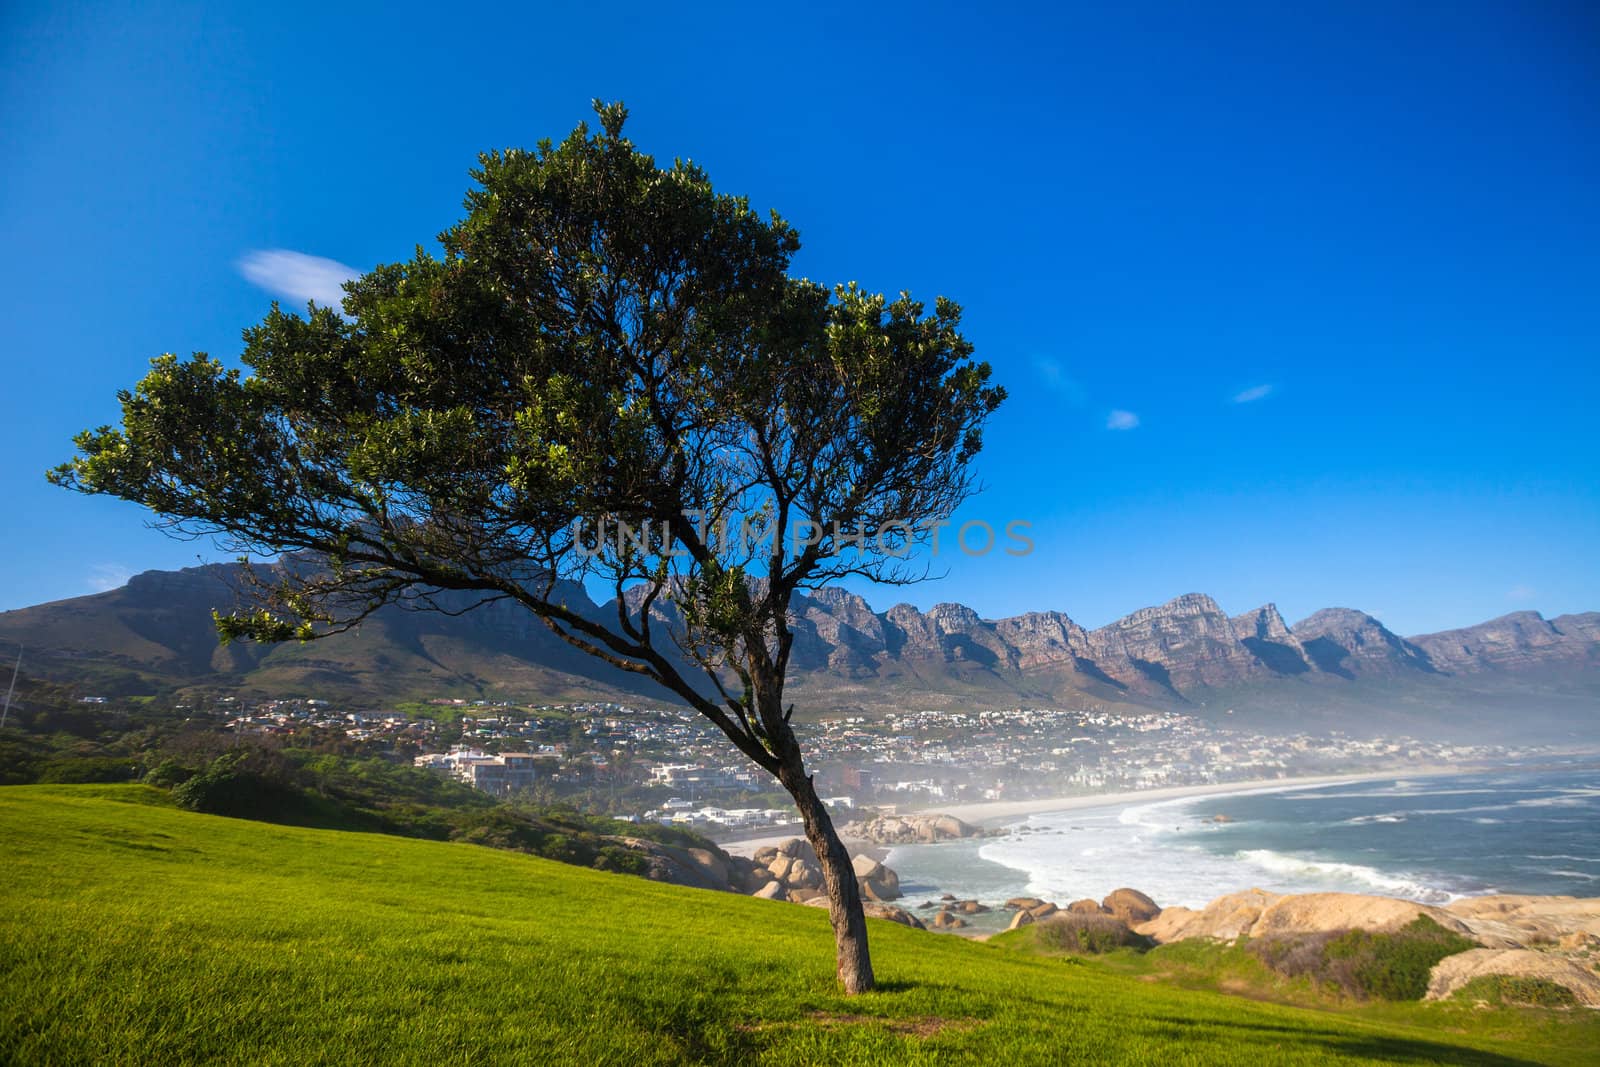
left=1138, top=890, right=1600, bottom=955
left=840, top=813, right=989, bottom=845
left=745, top=838, right=904, bottom=903
left=1442, top=895, right=1600, bottom=950
left=1425, top=949, right=1600, bottom=1007
left=1251, top=893, right=1471, bottom=940
left=621, top=838, right=756, bottom=894
left=1137, top=890, right=1469, bottom=943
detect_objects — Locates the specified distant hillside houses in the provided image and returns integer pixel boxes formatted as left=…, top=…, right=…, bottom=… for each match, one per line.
left=415, top=747, right=555, bottom=797
left=647, top=762, right=760, bottom=791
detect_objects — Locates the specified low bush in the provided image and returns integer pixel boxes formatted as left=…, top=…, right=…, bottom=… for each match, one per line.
left=171, top=752, right=307, bottom=819
left=1452, top=975, right=1580, bottom=1008
left=1249, top=916, right=1476, bottom=1000
left=1034, top=913, right=1153, bottom=955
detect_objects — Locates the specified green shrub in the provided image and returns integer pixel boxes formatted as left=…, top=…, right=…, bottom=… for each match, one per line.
left=143, top=757, right=196, bottom=788
left=172, top=753, right=304, bottom=819
left=1034, top=913, right=1153, bottom=955
left=35, top=756, right=141, bottom=784
left=1250, top=916, right=1476, bottom=1001
left=593, top=845, right=649, bottom=876
left=1452, top=975, right=1580, bottom=1008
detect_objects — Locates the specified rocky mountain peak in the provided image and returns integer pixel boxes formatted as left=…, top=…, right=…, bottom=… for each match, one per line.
left=1290, top=608, right=1433, bottom=677
left=1231, top=603, right=1292, bottom=642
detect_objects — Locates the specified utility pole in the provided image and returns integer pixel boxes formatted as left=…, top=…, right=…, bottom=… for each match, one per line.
left=0, top=646, right=20, bottom=730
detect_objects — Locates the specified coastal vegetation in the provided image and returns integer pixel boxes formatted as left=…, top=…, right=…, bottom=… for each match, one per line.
left=1254, top=917, right=1481, bottom=1002
left=4, top=785, right=1597, bottom=1066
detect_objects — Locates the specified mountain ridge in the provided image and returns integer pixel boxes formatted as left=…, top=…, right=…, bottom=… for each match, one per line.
left=1, top=563, right=1596, bottom=732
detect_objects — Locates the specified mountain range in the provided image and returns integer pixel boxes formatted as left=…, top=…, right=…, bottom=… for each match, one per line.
left=1, top=562, right=1596, bottom=737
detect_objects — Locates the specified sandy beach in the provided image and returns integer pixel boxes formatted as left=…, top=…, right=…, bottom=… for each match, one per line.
left=910, top=766, right=1459, bottom=826
left=719, top=766, right=1457, bottom=856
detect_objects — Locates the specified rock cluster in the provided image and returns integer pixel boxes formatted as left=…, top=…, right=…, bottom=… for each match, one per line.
left=915, top=898, right=991, bottom=930
left=839, top=813, right=988, bottom=845
left=743, top=838, right=902, bottom=903
left=1004, top=889, right=1160, bottom=931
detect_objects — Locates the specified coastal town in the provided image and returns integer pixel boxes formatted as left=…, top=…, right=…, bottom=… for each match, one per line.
left=210, top=696, right=1541, bottom=836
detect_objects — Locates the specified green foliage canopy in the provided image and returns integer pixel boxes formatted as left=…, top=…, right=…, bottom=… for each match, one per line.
left=52, top=102, right=1003, bottom=783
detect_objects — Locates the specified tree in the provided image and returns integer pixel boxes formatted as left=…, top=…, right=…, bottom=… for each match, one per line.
left=51, top=102, right=1004, bottom=994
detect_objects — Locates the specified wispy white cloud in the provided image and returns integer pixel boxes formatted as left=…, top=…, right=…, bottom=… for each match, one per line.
left=1106, top=409, right=1140, bottom=431
left=238, top=249, right=359, bottom=310
left=87, top=564, right=132, bottom=593
left=1032, top=356, right=1087, bottom=406
left=1232, top=384, right=1273, bottom=404
left=1507, top=584, right=1537, bottom=603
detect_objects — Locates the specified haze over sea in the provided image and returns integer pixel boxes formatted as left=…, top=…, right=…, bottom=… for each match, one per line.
left=885, top=763, right=1600, bottom=930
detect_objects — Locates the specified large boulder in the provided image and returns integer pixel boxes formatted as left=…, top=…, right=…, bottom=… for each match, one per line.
left=851, top=854, right=902, bottom=901
left=1426, top=949, right=1600, bottom=1007
left=1007, top=909, right=1035, bottom=931
left=620, top=838, right=737, bottom=892
left=753, top=880, right=787, bottom=901
left=684, top=848, right=730, bottom=888
left=1068, top=899, right=1107, bottom=915
left=1136, top=889, right=1279, bottom=942
left=785, top=858, right=822, bottom=891
left=1102, top=888, right=1160, bottom=925
left=1027, top=902, right=1059, bottom=920
left=1250, top=894, right=1472, bottom=940
left=776, top=838, right=816, bottom=860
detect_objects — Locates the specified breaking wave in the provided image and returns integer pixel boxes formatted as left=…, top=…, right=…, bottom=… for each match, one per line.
left=1232, top=849, right=1458, bottom=903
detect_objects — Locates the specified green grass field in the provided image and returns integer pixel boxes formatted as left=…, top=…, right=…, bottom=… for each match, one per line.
left=1, top=786, right=1593, bottom=1065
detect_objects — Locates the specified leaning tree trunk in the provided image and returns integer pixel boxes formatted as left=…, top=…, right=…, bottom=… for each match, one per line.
left=779, top=758, right=875, bottom=994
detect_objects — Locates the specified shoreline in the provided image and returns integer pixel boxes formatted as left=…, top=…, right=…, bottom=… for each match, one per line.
left=718, top=765, right=1461, bottom=856
left=907, top=765, right=1465, bottom=828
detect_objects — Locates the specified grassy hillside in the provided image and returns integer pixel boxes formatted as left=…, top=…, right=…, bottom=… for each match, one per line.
left=1, top=787, right=1592, bottom=1065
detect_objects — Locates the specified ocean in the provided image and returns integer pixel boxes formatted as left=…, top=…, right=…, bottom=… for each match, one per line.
left=883, top=762, right=1600, bottom=932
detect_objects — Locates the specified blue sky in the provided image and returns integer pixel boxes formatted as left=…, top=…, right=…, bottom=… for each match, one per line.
left=2, top=1, right=1596, bottom=635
